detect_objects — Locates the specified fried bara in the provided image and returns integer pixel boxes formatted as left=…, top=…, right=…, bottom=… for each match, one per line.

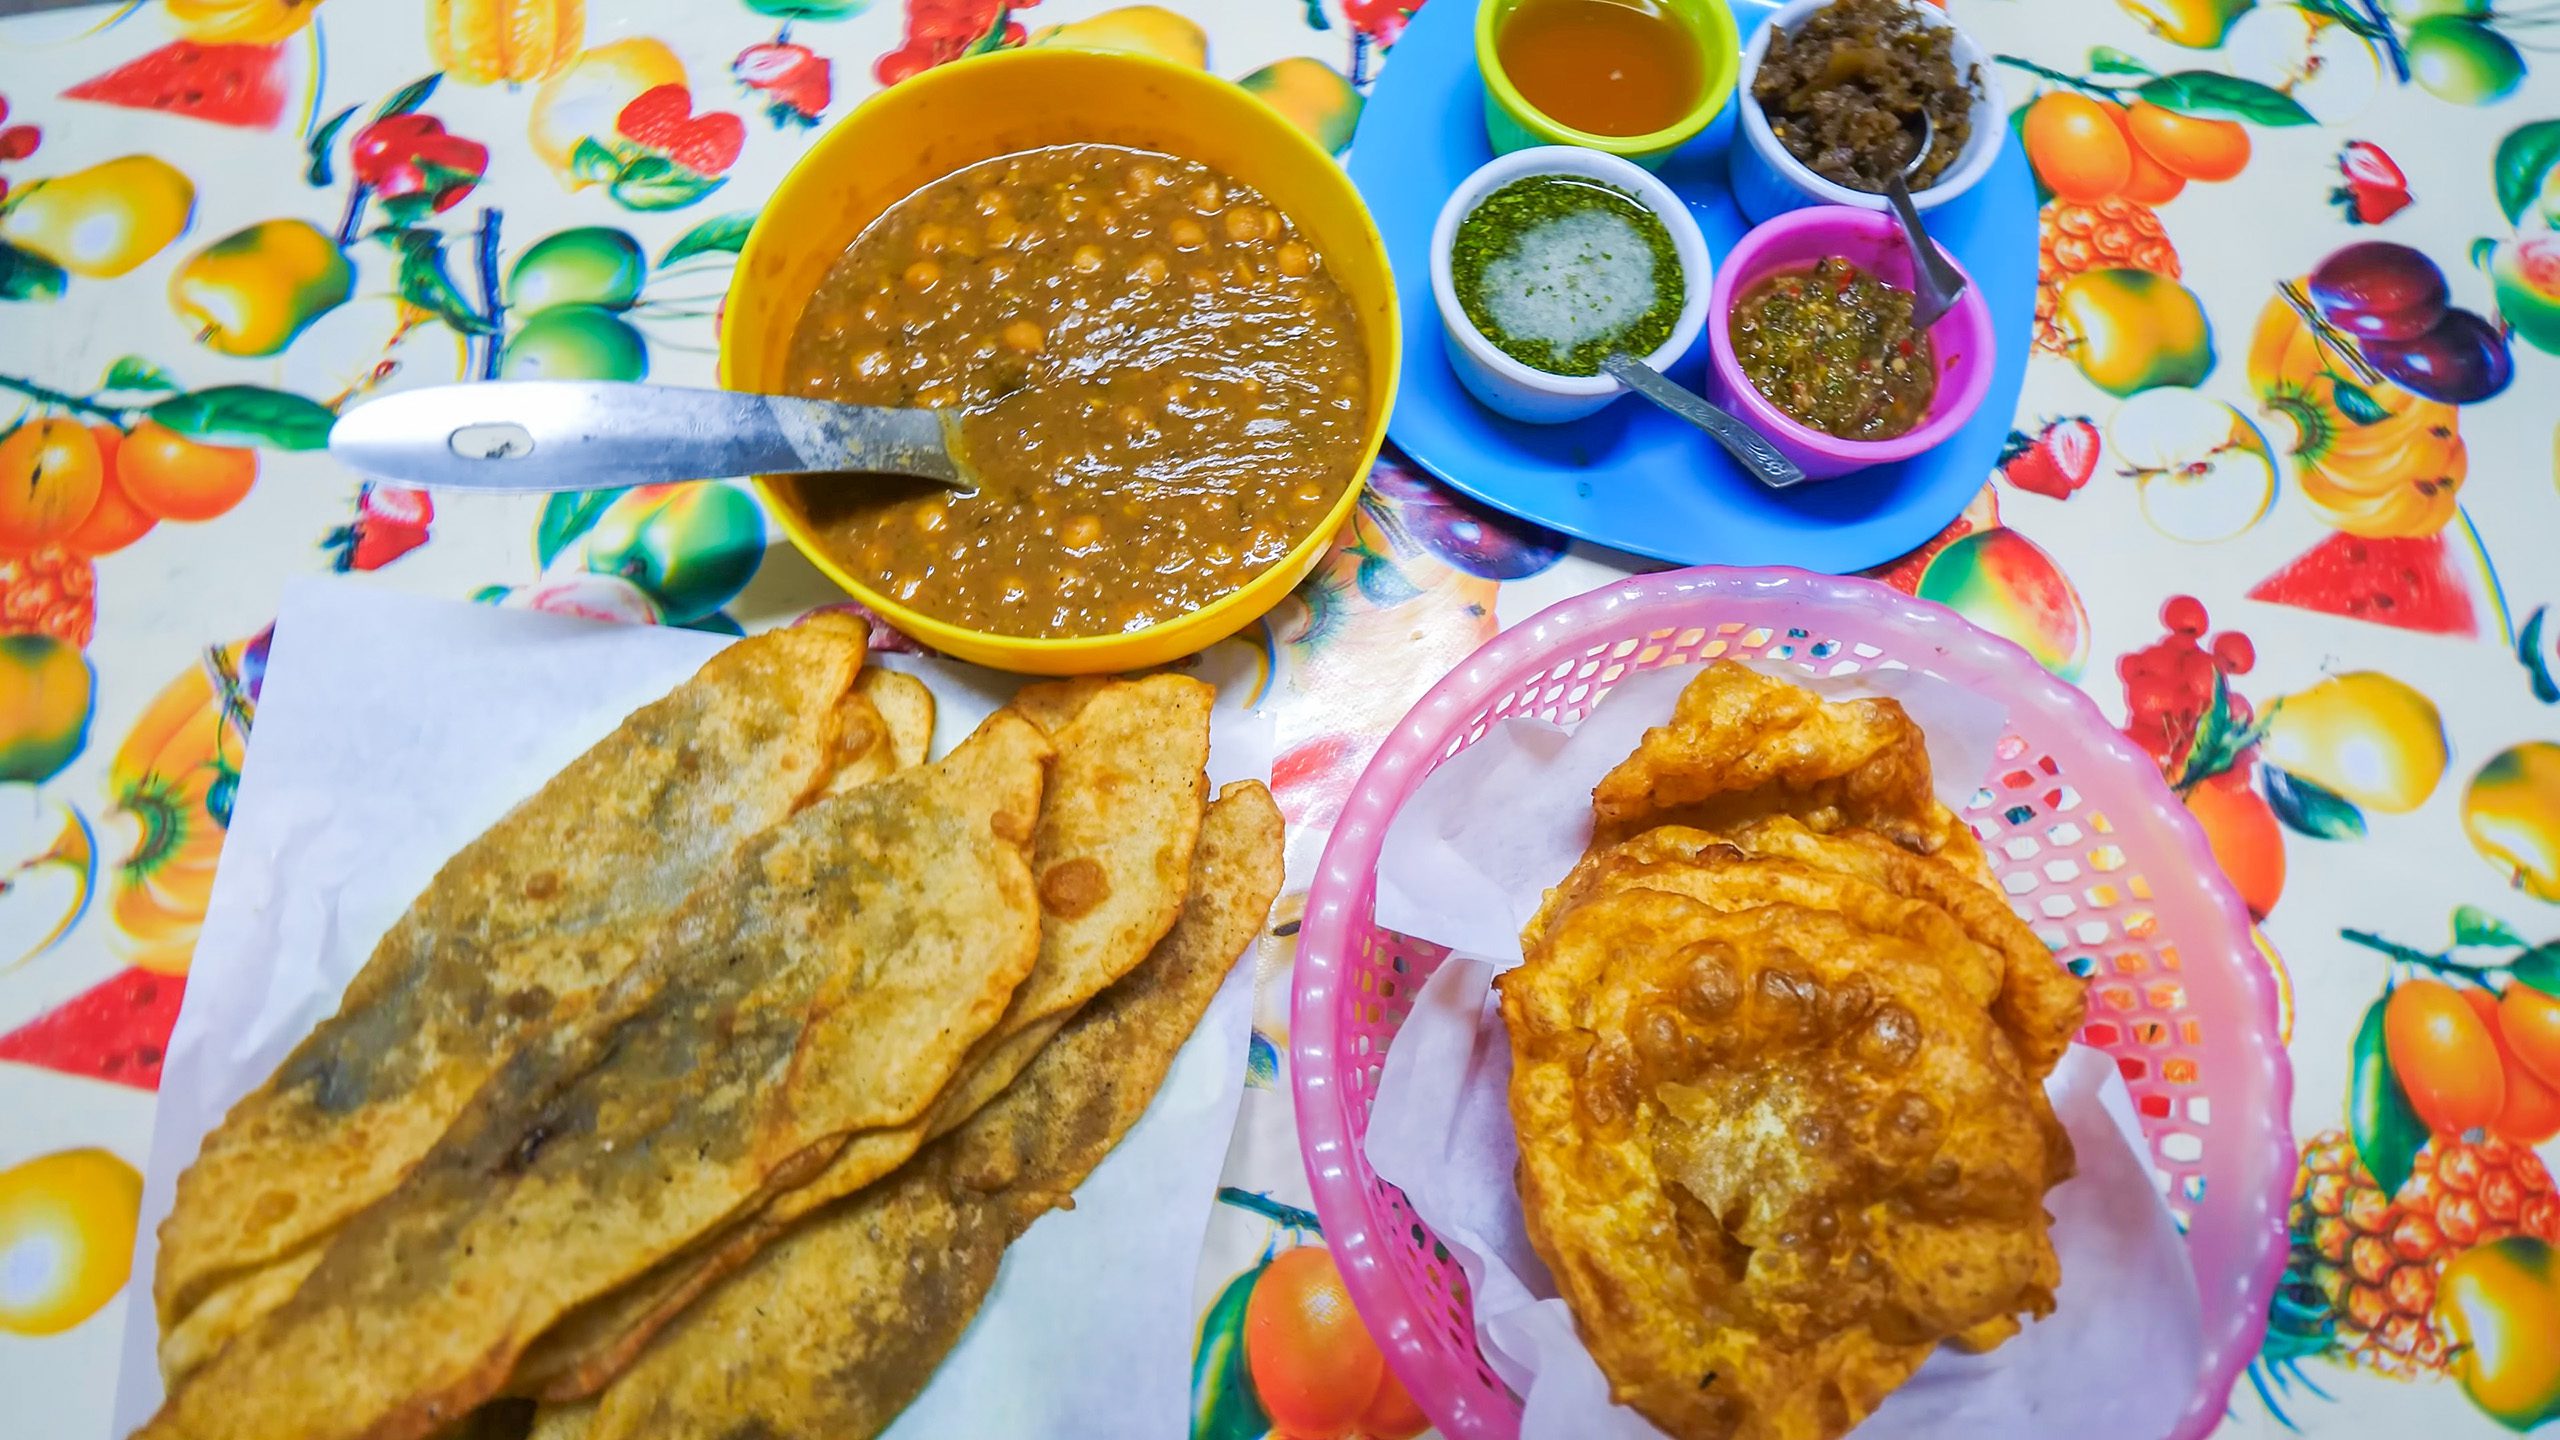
left=1552, top=821, right=2083, bottom=1082
left=153, top=614, right=875, bottom=1371
left=1589, top=661, right=1985, bottom=875
left=138, top=711, right=1053, bottom=1440
left=525, top=781, right=1285, bottom=1440
left=509, top=675, right=1213, bottom=1400
left=1499, top=875, right=2075, bottom=1440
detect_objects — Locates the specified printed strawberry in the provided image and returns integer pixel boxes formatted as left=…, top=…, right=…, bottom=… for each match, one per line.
left=617, top=84, right=746, bottom=176
left=322, top=483, right=434, bottom=572
left=1343, top=0, right=1413, bottom=44
left=2340, top=140, right=2408, bottom=194
left=735, top=41, right=830, bottom=127
left=2330, top=141, right=2412, bottom=227
left=351, top=112, right=488, bottom=221
left=615, top=83, right=693, bottom=151
left=363, top=482, right=433, bottom=531
left=574, top=83, right=747, bottom=210
left=1996, top=417, right=2100, bottom=500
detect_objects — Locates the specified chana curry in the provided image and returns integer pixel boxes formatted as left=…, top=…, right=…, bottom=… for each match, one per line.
left=784, top=144, right=1370, bottom=640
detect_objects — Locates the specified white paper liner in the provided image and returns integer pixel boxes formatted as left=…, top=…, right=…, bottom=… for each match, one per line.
left=115, top=578, right=1275, bottom=1438
left=1363, top=661, right=2205, bottom=1438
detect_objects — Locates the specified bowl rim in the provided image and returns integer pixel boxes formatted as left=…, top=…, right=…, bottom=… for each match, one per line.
left=1705, top=204, right=1996, bottom=463
left=1735, top=0, right=2007, bottom=213
left=1472, top=0, right=1742, bottom=158
left=1427, top=146, right=1715, bottom=401
left=724, top=46, right=1401, bottom=666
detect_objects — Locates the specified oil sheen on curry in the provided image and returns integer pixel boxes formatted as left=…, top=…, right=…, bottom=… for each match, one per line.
left=784, top=144, right=1370, bottom=639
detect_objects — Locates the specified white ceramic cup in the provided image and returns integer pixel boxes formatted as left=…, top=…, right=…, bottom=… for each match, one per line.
left=1429, top=146, right=1714, bottom=426
left=1729, top=0, right=2006, bottom=225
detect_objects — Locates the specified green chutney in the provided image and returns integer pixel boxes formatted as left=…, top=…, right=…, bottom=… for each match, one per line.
left=1450, top=175, right=1683, bottom=377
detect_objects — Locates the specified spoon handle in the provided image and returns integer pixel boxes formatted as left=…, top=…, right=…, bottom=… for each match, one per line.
left=1601, top=354, right=1807, bottom=490
left=1883, top=176, right=1967, bottom=331
left=328, top=382, right=967, bottom=493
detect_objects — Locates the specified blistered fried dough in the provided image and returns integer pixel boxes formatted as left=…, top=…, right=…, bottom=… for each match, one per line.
left=529, top=782, right=1285, bottom=1440
left=1541, top=821, right=2086, bottom=1080
left=1712, top=818, right=2085, bottom=1077
left=822, top=669, right=936, bottom=797
left=1589, top=661, right=1982, bottom=871
left=153, top=614, right=872, bottom=1358
left=859, top=667, right=936, bottom=769
left=138, top=712, right=1052, bottom=1440
left=435, top=1403, right=533, bottom=1440
left=823, top=689, right=898, bottom=792
left=1534, top=828, right=2006, bottom=1012
left=1006, top=674, right=1111, bottom=734
left=156, top=1248, right=314, bottom=1389
left=510, top=677, right=1211, bottom=1400
left=1500, top=886, right=2069, bottom=1440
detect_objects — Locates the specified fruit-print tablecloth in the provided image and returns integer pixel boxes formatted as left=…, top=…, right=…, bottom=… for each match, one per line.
left=4, top=0, right=2558, bottom=1435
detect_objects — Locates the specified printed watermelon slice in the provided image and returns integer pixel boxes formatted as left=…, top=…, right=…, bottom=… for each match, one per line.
left=0, top=966, right=186, bottom=1090
left=63, top=40, right=289, bottom=130
left=2246, top=532, right=2479, bottom=637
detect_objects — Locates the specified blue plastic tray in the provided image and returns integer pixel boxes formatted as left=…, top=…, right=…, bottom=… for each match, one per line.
left=1346, top=0, right=2039, bottom=572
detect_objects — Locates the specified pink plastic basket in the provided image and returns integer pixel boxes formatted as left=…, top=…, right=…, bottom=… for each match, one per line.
left=1292, top=567, right=2295, bottom=1440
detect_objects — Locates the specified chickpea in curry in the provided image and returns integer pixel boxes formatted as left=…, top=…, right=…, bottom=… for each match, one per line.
left=784, top=144, right=1370, bottom=639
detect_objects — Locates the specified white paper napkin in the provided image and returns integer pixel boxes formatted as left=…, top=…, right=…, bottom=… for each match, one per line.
left=1361, top=662, right=2204, bottom=1439
left=115, top=577, right=1274, bottom=1438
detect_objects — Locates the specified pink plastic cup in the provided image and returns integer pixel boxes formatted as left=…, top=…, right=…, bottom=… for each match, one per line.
left=1706, top=205, right=1997, bottom=482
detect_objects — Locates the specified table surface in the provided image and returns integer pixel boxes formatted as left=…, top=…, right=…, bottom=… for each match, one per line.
left=2, top=1, right=2554, bottom=1437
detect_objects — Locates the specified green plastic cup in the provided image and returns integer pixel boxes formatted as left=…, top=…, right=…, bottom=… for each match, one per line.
left=1475, top=0, right=1740, bottom=170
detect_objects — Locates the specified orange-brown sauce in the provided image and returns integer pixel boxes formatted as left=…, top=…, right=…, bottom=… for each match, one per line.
left=1497, top=0, right=1704, bottom=139
left=783, top=144, right=1369, bottom=639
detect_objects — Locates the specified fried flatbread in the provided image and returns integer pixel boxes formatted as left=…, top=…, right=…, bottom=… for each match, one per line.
left=510, top=675, right=1214, bottom=1400
left=1588, top=661, right=1985, bottom=873
left=162, top=672, right=934, bottom=1390
left=1501, top=874, right=2072, bottom=1440
left=527, top=780, right=1284, bottom=1440
left=822, top=668, right=935, bottom=797
left=859, top=667, right=936, bottom=769
left=154, top=615, right=874, bottom=1368
left=137, top=711, right=1053, bottom=1440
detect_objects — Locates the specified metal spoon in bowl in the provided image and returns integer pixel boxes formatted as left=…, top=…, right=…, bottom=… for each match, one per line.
left=1600, top=353, right=1807, bottom=489
left=1882, top=111, right=1969, bottom=332
left=328, top=381, right=978, bottom=493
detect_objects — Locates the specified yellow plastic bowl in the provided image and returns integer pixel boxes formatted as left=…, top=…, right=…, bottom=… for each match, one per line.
left=723, top=48, right=1401, bottom=675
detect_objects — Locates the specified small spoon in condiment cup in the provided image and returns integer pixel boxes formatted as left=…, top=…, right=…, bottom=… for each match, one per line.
left=1883, top=112, right=1968, bottom=332
left=329, top=381, right=981, bottom=493
left=1600, top=352, right=1807, bottom=489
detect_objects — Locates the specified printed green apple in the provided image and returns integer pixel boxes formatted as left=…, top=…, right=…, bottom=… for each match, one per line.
left=576, top=482, right=764, bottom=624
left=500, top=304, right=649, bottom=381
left=507, top=227, right=646, bottom=314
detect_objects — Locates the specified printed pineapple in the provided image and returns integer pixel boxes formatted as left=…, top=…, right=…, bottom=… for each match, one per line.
left=2273, top=1131, right=2560, bottom=1379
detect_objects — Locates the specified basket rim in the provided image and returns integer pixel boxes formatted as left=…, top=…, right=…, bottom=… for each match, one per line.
left=1289, top=564, right=2297, bottom=1440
